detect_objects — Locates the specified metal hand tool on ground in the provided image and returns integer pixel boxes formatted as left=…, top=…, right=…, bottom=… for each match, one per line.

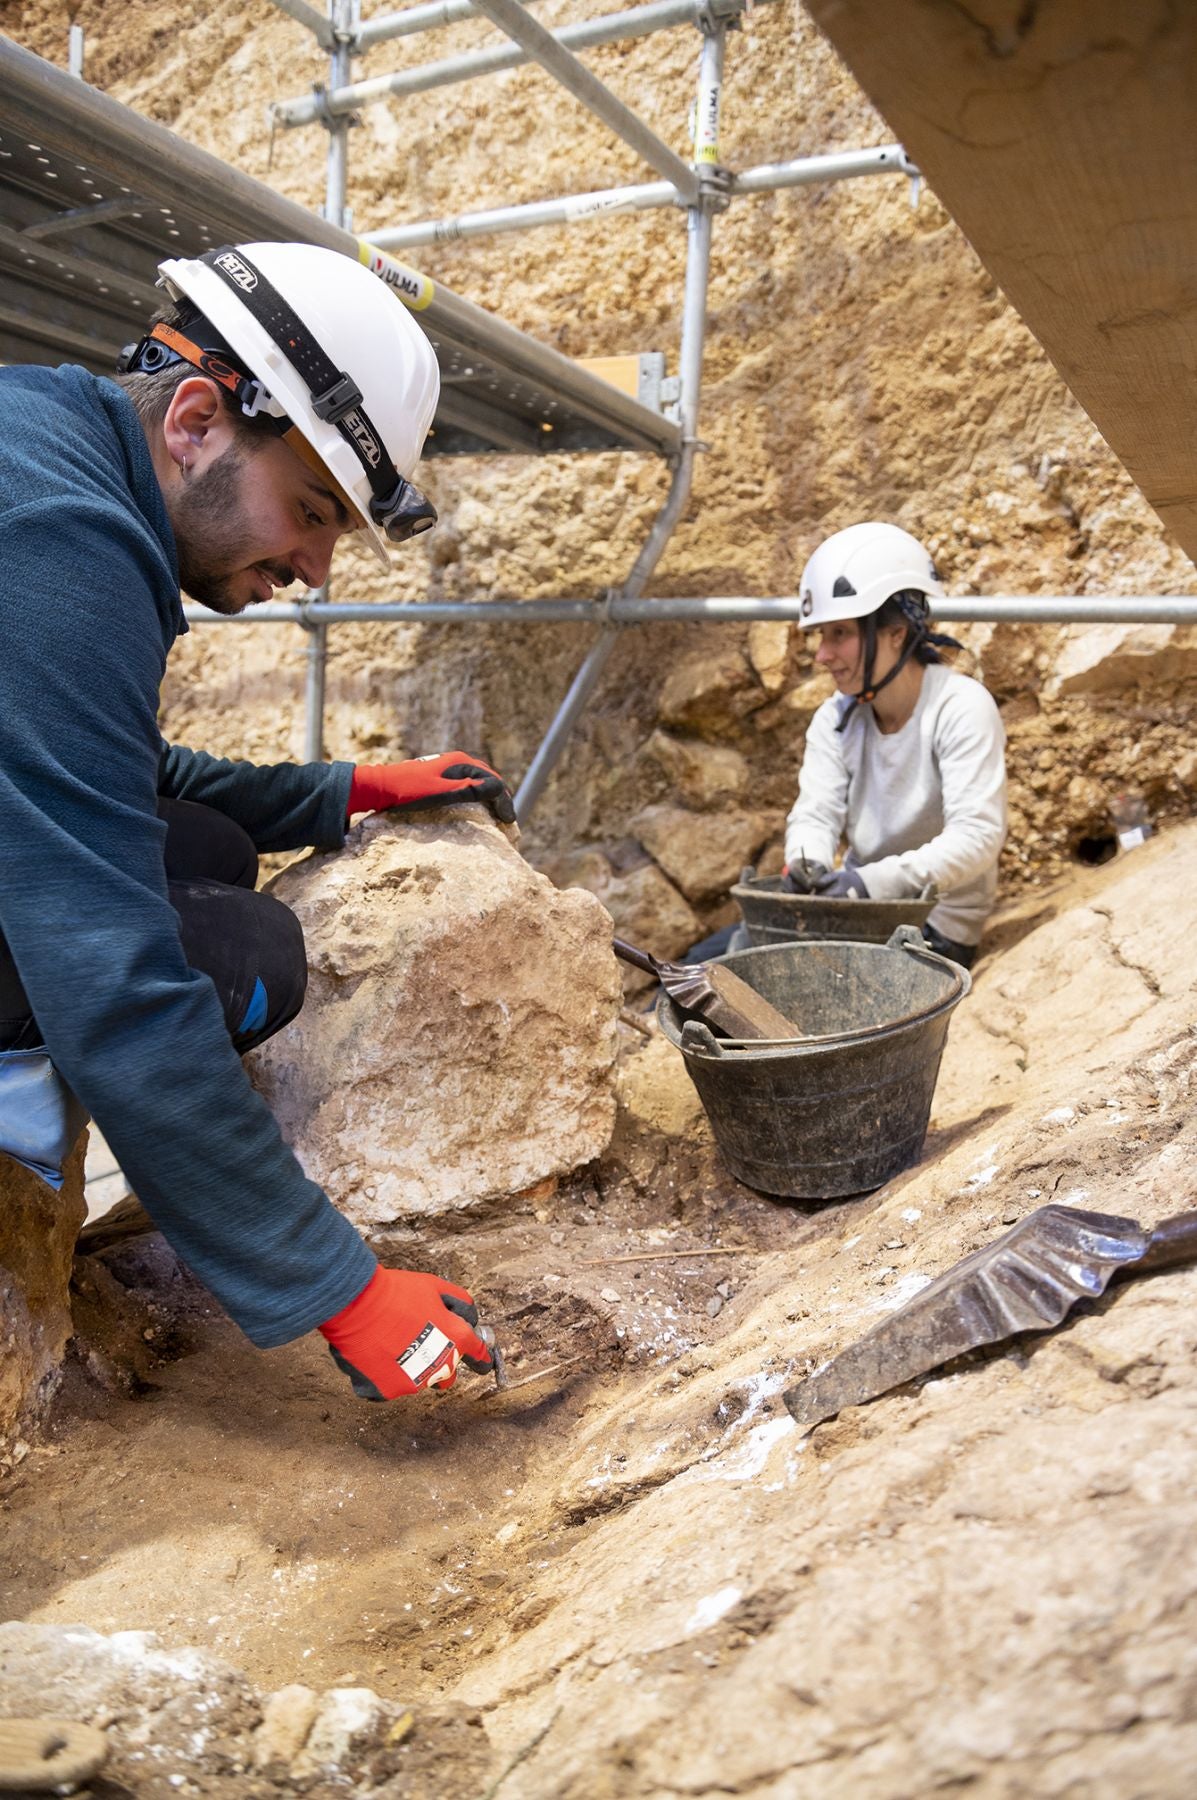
left=613, top=937, right=801, bottom=1041
left=783, top=1204, right=1197, bottom=1432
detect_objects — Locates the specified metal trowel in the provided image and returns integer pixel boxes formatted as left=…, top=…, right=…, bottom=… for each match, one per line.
left=613, top=937, right=801, bottom=1041
left=783, top=1205, right=1197, bottom=1433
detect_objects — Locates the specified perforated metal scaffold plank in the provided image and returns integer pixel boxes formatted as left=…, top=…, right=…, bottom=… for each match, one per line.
left=0, top=35, right=680, bottom=461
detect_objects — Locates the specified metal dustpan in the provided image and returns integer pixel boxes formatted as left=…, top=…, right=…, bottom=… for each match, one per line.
left=784, top=1204, right=1197, bottom=1433
left=613, top=937, right=801, bottom=1041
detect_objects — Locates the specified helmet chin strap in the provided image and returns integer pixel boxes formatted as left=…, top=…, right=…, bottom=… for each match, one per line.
left=835, top=596, right=963, bottom=733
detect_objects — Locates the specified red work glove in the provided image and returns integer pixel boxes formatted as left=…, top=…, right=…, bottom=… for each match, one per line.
left=348, top=753, right=516, bottom=825
left=319, top=1266, right=494, bottom=1401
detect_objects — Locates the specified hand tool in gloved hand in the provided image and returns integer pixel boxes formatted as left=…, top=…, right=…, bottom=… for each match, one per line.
left=348, top=753, right=516, bottom=825
left=320, top=1266, right=495, bottom=1400
left=812, top=865, right=869, bottom=899
left=783, top=1205, right=1197, bottom=1433
left=477, top=1323, right=509, bottom=1390
left=612, top=938, right=801, bottom=1041
left=780, top=857, right=830, bottom=895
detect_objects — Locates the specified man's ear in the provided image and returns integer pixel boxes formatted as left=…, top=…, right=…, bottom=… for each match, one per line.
left=161, top=377, right=236, bottom=473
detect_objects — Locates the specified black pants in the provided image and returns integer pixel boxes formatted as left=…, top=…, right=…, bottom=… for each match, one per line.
left=0, top=799, right=308, bottom=1054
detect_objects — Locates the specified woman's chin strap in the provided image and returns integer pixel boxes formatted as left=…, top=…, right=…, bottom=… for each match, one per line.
left=835, top=594, right=964, bottom=733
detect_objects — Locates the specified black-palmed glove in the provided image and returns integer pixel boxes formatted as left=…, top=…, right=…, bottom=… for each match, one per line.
left=781, top=859, right=830, bottom=895
left=348, top=754, right=516, bottom=826
left=813, top=866, right=869, bottom=899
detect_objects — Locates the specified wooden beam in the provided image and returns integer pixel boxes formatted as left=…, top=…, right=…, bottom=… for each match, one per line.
left=804, top=0, right=1197, bottom=566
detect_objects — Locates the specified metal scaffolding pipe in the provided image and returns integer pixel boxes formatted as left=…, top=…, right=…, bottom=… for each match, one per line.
left=368, top=143, right=913, bottom=252
left=444, top=0, right=699, bottom=197
left=272, top=0, right=761, bottom=129
left=734, top=143, right=917, bottom=193
left=355, top=0, right=548, bottom=51
left=302, top=620, right=329, bottom=761
left=513, top=23, right=725, bottom=817
left=268, top=0, right=337, bottom=47
left=323, top=0, right=353, bottom=229
left=182, top=595, right=1197, bottom=627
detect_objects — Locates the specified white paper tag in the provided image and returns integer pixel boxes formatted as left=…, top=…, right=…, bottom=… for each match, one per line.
left=399, top=1322, right=455, bottom=1384
left=1117, top=826, right=1146, bottom=850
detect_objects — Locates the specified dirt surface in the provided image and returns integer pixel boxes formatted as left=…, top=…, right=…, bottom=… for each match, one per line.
left=5, top=827, right=1197, bottom=1794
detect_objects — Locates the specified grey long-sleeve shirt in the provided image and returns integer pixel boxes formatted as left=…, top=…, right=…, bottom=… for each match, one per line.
left=783, top=663, right=1007, bottom=945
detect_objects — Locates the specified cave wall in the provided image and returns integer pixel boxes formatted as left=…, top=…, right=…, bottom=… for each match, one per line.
left=8, top=0, right=1195, bottom=942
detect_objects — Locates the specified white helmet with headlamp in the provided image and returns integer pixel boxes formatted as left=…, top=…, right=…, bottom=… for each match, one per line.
left=119, top=241, right=440, bottom=566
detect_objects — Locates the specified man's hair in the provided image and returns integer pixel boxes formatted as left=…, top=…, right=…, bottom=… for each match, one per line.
left=113, top=300, right=277, bottom=444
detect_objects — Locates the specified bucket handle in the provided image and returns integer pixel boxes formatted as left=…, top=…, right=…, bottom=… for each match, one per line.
left=886, top=924, right=972, bottom=1000
left=680, top=1019, right=724, bottom=1058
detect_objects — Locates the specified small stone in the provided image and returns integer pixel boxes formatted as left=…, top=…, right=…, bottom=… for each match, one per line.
left=715, top=1281, right=733, bottom=1299
left=884, top=1239, right=905, bottom=1250
left=494, top=1521, right=520, bottom=1545
left=706, top=1295, right=724, bottom=1318
left=600, top=1287, right=621, bottom=1304
left=1001, top=1207, right=1021, bottom=1224
left=291, top=1688, right=383, bottom=1781
left=253, top=1684, right=320, bottom=1774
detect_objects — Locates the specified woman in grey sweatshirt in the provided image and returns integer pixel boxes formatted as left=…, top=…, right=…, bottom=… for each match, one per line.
left=783, top=523, right=1006, bottom=967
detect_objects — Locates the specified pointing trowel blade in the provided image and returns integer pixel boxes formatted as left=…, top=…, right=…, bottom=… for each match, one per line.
left=782, top=1205, right=1150, bottom=1433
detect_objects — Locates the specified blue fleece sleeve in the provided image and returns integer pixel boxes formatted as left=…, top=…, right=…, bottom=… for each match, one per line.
left=0, top=502, right=375, bottom=1346
left=158, top=744, right=353, bottom=852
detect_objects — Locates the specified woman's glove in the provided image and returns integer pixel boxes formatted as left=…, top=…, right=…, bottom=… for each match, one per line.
left=813, top=866, right=869, bottom=899
left=319, top=1266, right=494, bottom=1401
left=780, top=860, right=830, bottom=894
left=349, top=754, right=516, bottom=825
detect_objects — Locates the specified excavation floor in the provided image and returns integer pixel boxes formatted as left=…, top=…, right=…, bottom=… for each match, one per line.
left=5, top=828, right=1197, bottom=1797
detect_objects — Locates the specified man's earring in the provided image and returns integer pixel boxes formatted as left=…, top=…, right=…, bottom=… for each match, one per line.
left=181, top=455, right=189, bottom=477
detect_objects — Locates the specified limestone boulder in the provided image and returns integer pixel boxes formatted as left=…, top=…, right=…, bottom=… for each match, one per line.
left=641, top=731, right=750, bottom=808
left=1047, top=623, right=1197, bottom=698
left=632, top=803, right=775, bottom=905
left=535, top=845, right=701, bottom=958
left=658, top=649, right=765, bottom=738
left=745, top=620, right=794, bottom=694
left=251, top=810, right=621, bottom=1229
left=0, top=1136, right=87, bottom=1449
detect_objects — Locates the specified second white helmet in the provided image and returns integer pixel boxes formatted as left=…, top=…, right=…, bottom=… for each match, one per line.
left=152, top=241, right=440, bottom=566
left=798, top=522, right=944, bottom=629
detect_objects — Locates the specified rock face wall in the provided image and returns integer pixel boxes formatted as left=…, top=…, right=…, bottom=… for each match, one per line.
left=0, top=1139, right=86, bottom=1449
left=10, top=0, right=1197, bottom=945
left=250, top=810, right=621, bottom=1227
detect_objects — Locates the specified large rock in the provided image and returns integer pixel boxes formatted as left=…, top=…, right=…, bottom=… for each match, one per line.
left=658, top=650, right=766, bottom=738
left=251, top=811, right=621, bottom=1229
left=641, top=731, right=750, bottom=808
left=632, top=803, right=774, bottom=905
left=0, top=1136, right=87, bottom=1449
left=535, top=845, right=701, bottom=958
left=1048, top=623, right=1197, bottom=698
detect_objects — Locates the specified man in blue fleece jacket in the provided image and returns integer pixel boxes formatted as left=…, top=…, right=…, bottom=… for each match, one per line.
left=0, top=240, right=513, bottom=1403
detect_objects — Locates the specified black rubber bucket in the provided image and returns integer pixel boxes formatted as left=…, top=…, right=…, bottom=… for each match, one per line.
left=657, top=926, right=969, bottom=1200
left=732, top=869, right=935, bottom=948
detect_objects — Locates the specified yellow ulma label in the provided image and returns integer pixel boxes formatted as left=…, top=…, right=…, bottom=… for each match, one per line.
left=357, top=241, right=435, bottom=311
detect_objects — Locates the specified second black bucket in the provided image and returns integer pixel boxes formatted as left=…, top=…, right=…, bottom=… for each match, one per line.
left=656, top=927, right=969, bottom=1200
left=731, top=868, right=935, bottom=948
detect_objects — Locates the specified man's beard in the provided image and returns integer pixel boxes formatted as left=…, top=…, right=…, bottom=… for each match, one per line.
left=173, top=442, right=294, bottom=615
